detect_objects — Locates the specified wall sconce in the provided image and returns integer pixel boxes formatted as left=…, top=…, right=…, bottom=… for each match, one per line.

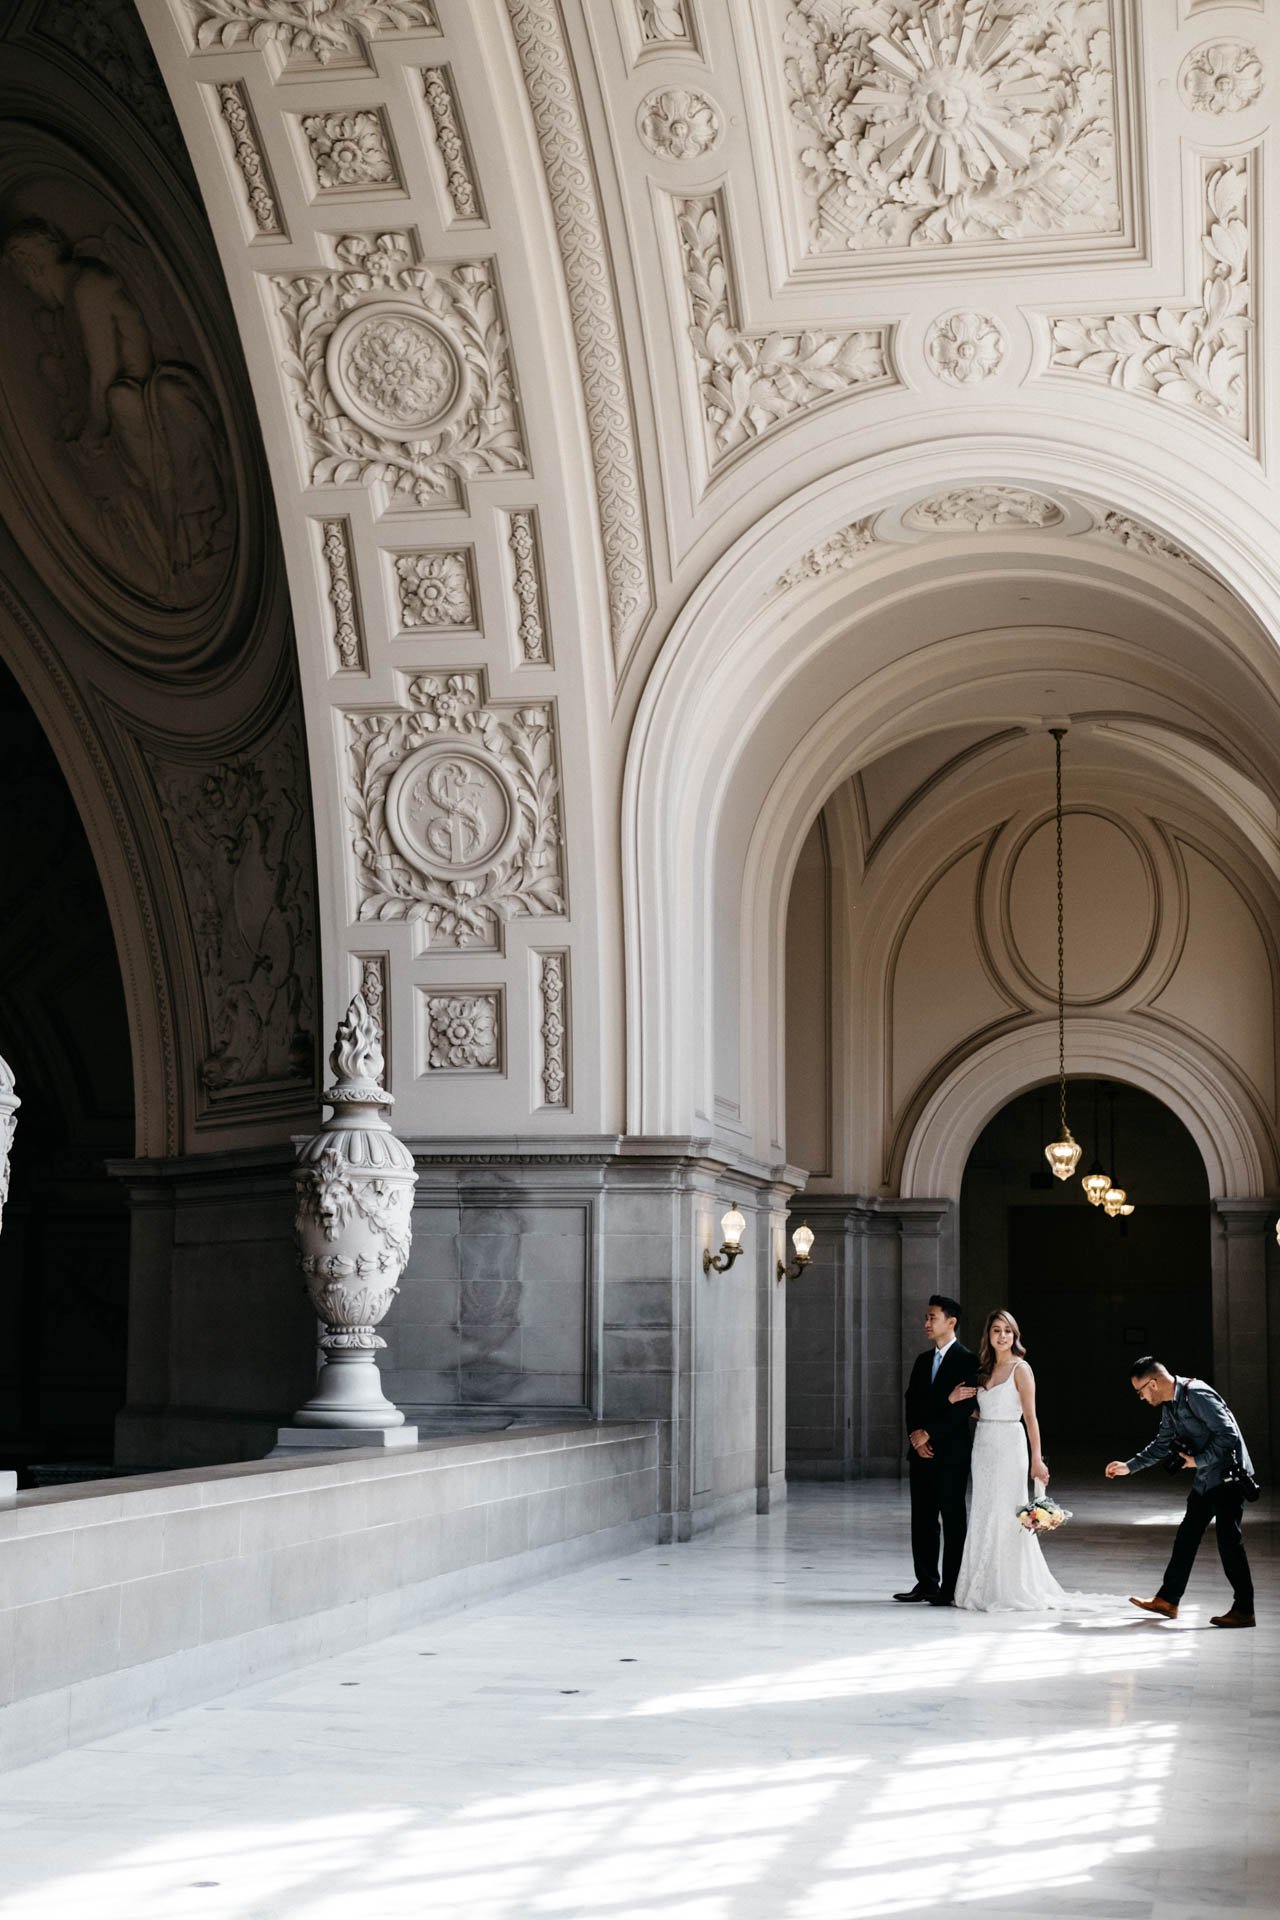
left=777, top=1220, right=815, bottom=1282
left=703, top=1202, right=747, bottom=1273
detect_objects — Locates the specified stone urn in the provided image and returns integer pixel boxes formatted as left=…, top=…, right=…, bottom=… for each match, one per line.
left=292, top=993, right=416, bottom=1428
left=0, top=1053, right=17, bottom=1239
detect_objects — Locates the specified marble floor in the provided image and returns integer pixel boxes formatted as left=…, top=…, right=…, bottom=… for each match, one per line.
left=0, top=1476, right=1274, bottom=1920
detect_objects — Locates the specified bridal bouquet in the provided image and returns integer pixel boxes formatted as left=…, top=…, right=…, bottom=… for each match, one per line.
left=1017, top=1491, right=1072, bottom=1534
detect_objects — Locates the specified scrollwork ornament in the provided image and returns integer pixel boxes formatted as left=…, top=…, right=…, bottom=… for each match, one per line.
left=183, top=0, right=439, bottom=64
left=1179, top=42, right=1264, bottom=116
left=292, top=993, right=417, bottom=1428
left=925, top=310, right=1005, bottom=386
left=272, top=234, right=525, bottom=506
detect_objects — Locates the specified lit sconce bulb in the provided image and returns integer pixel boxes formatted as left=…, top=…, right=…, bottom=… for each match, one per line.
left=1045, top=1131, right=1082, bottom=1181
left=778, top=1219, right=816, bottom=1283
left=704, top=1201, right=747, bottom=1273
left=1119, top=1202, right=1135, bottom=1217
left=1102, top=1185, right=1127, bottom=1217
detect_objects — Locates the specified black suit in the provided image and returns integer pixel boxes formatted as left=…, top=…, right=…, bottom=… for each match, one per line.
left=905, top=1340, right=979, bottom=1597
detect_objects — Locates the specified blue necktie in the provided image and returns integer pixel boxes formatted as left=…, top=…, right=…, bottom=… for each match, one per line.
left=932, top=1348, right=942, bottom=1383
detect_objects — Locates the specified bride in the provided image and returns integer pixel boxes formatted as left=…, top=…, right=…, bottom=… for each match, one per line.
left=950, top=1309, right=1080, bottom=1613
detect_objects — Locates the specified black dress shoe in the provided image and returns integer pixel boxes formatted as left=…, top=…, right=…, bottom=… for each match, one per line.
left=927, top=1591, right=956, bottom=1606
left=893, top=1585, right=938, bottom=1602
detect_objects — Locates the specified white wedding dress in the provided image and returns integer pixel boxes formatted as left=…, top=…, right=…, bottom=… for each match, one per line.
left=954, top=1361, right=1085, bottom=1614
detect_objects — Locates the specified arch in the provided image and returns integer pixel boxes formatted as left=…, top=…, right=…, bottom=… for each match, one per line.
left=898, top=1018, right=1271, bottom=1202
left=623, top=435, right=1280, bottom=1154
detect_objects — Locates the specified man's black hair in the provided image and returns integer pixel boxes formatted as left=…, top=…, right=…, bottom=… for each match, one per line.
left=929, top=1294, right=962, bottom=1325
left=1130, top=1355, right=1164, bottom=1380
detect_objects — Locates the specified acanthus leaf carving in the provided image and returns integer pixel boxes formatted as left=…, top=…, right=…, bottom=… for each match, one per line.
left=775, top=519, right=878, bottom=591
left=637, top=0, right=692, bottom=43
left=784, top=0, right=1121, bottom=254
left=1093, top=510, right=1213, bottom=577
left=677, top=193, right=891, bottom=467
left=182, top=0, right=438, bottom=64
left=1049, top=157, right=1252, bottom=437
left=271, top=233, right=525, bottom=506
left=505, top=0, right=650, bottom=668
left=345, top=671, right=564, bottom=944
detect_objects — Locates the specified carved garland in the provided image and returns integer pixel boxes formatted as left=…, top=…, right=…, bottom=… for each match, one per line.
left=422, top=67, right=481, bottom=220
left=320, top=518, right=365, bottom=670
left=677, top=194, right=890, bottom=467
left=216, top=82, right=283, bottom=235
left=345, top=671, right=564, bottom=943
left=537, top=950, right=568, bottom=1106
left=272, top=233, right=525, bottom=507
left=506, top=509, right=549, bottom=664
left=1050, top=158, right=1252, bottom=436
left=505, top=0, right=651, bottom=668
left=182, top=0, right=438, bottom=64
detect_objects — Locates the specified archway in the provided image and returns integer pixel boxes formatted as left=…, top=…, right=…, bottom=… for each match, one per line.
left=0, top=658, right=134, bottom=1484
left=960, top=1078, right=1211, bottom=1468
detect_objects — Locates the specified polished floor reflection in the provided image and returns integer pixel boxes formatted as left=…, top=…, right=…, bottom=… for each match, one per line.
left=0, top=1478, right=1274, bottom=1919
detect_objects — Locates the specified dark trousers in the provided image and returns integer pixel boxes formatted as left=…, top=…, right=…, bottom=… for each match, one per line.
left=1158, top=1483, right=1253, bottom=1610
left=909, top=1448, right=970, bottom=1597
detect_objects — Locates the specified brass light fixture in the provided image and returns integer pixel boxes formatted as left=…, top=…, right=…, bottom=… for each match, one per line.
left=777, top=1220, right=815, bottom=1282
left=1043, top=728, right=1082, bottom=1182
left=1102, top=1086, right=1134, bottom=1219
left=1081, top=1079, right=1111, bottom=1206
left=704, top=1201, right=747, bottom=1273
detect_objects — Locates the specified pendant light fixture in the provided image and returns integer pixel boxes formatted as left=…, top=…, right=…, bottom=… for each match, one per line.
left=1102, top=1084, right=1133, bottom=1218
left=1044, top=728, right=1082, bottom=1181
left=1081, top=1078, right=1111, bottom=1206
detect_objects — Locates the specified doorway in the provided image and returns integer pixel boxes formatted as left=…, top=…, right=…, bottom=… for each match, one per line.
left=960, top=1079, right=1211, bottom=1466
left=0, top=659, right=134, bottom=1484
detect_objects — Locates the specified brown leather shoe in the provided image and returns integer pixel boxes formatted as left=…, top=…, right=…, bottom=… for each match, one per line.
left=1209, top=1609, right=1256, bottom=1628
left=1129, top=1595, right=1178, bottom=1619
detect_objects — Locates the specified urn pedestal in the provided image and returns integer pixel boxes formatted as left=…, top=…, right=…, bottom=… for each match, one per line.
left=274, top=994, right=418, bottom=1452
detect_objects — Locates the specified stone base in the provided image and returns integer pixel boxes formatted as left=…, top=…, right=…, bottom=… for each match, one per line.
left=269, top=1426, right=420, bottom=1457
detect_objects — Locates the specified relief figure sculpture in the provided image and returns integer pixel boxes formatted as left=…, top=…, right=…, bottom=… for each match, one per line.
left=0, top=215, right=232, bottom=605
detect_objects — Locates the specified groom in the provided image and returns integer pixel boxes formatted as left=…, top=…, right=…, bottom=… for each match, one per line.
left=895, top=1295, right=979, bottom=1607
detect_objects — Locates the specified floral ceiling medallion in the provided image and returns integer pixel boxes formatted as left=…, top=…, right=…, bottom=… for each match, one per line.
left=1178, top=42, right=1264, bottom=116
left=925, top=309, right=1005, bottom=384
left=326, top=304, right=463, bottom=441
left=638, top=88, right=721, bottom=160
left=784, top=0, right=1121, bottom=253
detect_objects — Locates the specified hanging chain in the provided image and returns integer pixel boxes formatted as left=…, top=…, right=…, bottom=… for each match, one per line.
left=1053, top=728, right=1067, bottom=1136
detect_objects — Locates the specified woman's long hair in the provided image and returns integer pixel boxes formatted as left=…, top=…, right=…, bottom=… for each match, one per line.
left=978, top=1308, right=1027, bottom=1383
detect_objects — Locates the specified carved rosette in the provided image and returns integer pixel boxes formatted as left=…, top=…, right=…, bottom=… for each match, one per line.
left=1179, top=43, right=1264, bottom=116
left=638, top=88, right=721, bottom=160
left=925, top=310, right=1005, bottom=386
left=0, top=1054, right=18, bottom=1238
left=272, top=233, right=525, bottom=508
left=345, top=671, right=564, bottom=944
left=292, top=993, right=417, bottom=1428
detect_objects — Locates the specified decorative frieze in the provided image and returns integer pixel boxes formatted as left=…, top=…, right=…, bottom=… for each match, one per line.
left=394, top=549, right=475, bottom=629
left=775, top=520, right=877, bottom=591
left=422, top=991, right=502, bottom=1071
left=215, top=82, right=283, bottom=236
left=638, top=88, right=721, bottom=160
left=320, top=518, right=365, bottom=671
left=534, top=950, right=568, bottom=1107
left=676, top=194, right=891, bottom=467
left=1050, top=157, right=1252, bottom=437
left=301, top=108, right=399, bottom=193
left=182, top=0, right=438, bottom=64
left=344, top=671, right=564, bottom=945
left=783, top=0, right=1122, bottom=254
left=1094, top=510, right=1211, bottom=575
left=271, top=232, right=525, bottom=507
left=505, top=0, right=650, bottom=668
left=505, top=509, right=549, bottom=664
left=1179, top=42, right=1264, bottom=114
left=903, top=488, right=1063, bottom=533
left=422, top=67, right=481, bottom=221
left=925, top=310, right=1005, bottom=386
